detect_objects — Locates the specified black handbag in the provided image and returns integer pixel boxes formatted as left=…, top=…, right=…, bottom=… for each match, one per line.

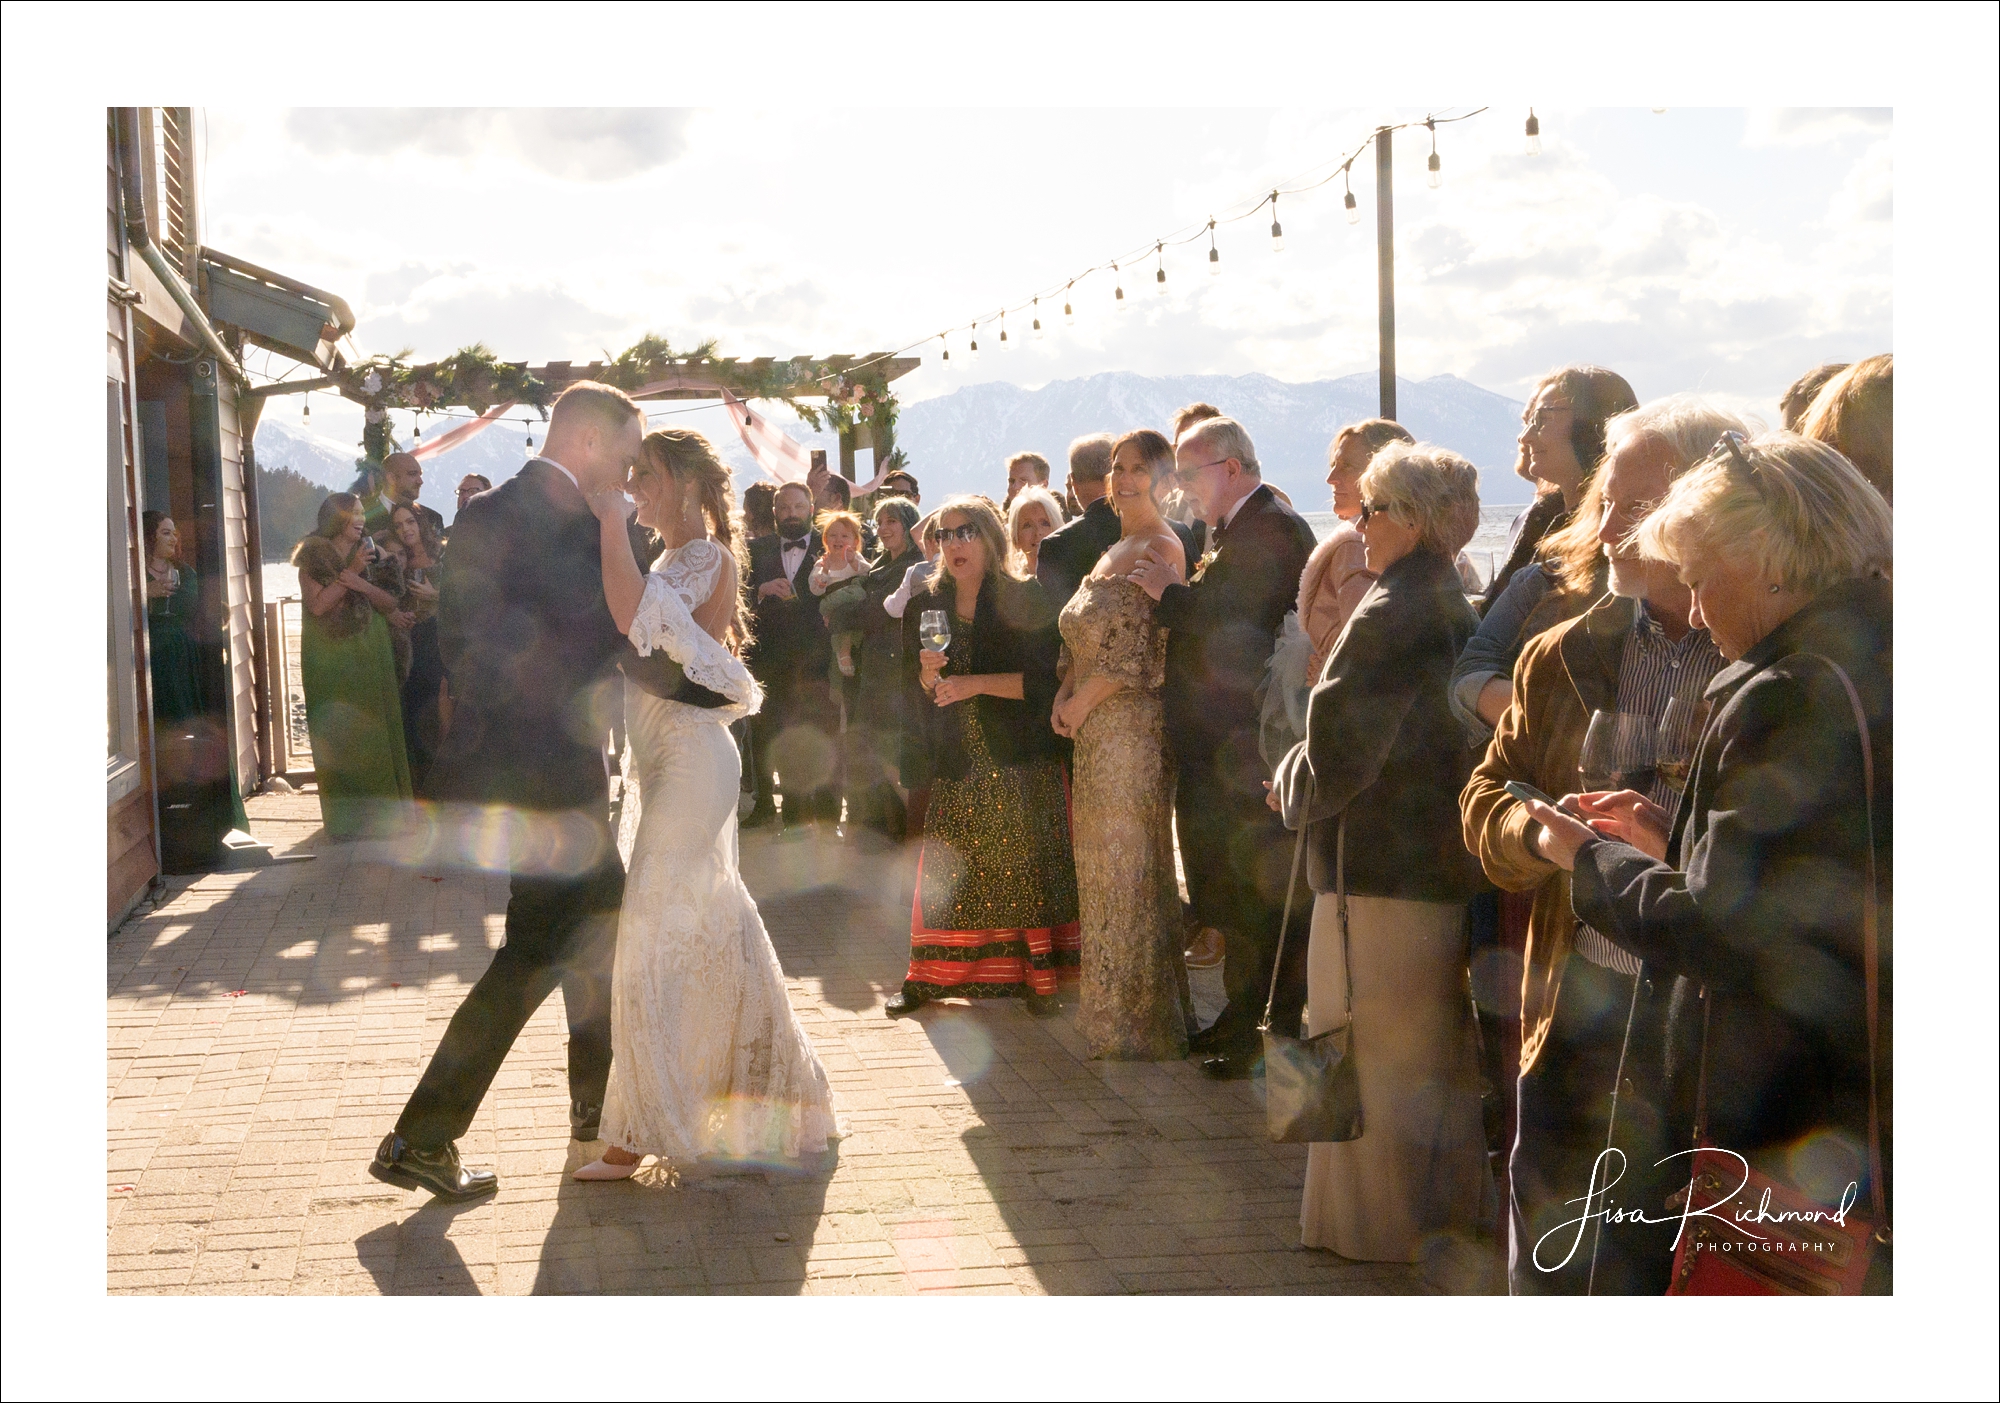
left=1260, top=798, right=1362, bottom=1145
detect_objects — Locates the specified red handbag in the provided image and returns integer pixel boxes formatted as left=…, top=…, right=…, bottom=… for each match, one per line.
left=1664, top=654, right=1889, bottom=1295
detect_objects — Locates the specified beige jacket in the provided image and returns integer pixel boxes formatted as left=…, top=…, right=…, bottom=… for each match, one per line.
left=1296, top=520, right=1375, bottom=679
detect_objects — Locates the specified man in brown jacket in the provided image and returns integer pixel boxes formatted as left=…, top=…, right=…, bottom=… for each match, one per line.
left=1460, top=396, right=1741, bottom=1293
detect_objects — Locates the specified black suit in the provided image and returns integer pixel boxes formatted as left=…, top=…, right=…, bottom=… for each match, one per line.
left=745, top=530, right=838, bottom=821
left=1036, top=495, right=1198, bottom=610
left=395, top=460, right=627, bottom=1149
left=1155, top=483, right=1318, bottom=1048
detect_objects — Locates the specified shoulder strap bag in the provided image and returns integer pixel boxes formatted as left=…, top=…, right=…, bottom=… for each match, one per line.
left=1259, top=786, right=1363, bottom=1144
left=1665, top=652, right=1888, bottom=1294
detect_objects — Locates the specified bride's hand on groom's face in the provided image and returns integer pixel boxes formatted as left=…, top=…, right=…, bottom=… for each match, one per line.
left=587, top=489, right=636, bottom=524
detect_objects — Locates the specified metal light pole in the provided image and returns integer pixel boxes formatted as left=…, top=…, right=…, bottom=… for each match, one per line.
left=1375, top=126, right=1396, bottom=421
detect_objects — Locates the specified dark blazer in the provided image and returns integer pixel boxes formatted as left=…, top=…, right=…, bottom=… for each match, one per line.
left=1480, top=491, right=1567, bottom=617
left=900, top=572, right=1062, bottom=787
left=1572, top=576, right=1892, bottom=1203
left=428, top=459, right=627, bottom=815
left=1036, top=495, right=1198, bottom=610
left=745, top=530, right=826, bottom=688
left=1156, top=483, right=1316, bottom=766
left=850, top=545, right=922, bottom=734
left=1273, top=547, right=1489, bottom=901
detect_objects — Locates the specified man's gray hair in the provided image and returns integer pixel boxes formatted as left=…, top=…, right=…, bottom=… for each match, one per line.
left=1606, top=395, right=1753, bottom=481
left=1067, top=433, right=1115, bottom=485
left=1180, top=416, right=1260, bottom=476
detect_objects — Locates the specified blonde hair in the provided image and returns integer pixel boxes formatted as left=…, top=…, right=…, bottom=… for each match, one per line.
left=1358, top=442, right=1481, bottom=558
left=549, top=379, right=641, bottom=437
left=814, top=508, right=865, bottom=549
left=1633, top=431, right=1892, bottom=594
left=1797, top=353, right=1891, bottom=505
left=1006, top=486, right=1063, bottom=573
left=636, top=428, right=751, bottom=646
left=921, top=495, right=1020, bottom=609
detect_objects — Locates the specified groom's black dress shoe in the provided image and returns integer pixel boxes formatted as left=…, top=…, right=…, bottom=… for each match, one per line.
left=369, top=1133, right=499, bottom=1201
left=571, top=1101, right=601, bottom=1142
left=740, top=804, right=779, bottom=831
left=884, top=986, right=926, bottom=1017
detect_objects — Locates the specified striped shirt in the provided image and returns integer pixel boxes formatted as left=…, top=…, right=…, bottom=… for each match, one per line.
left=1573, top=602, right=1726, bottom=975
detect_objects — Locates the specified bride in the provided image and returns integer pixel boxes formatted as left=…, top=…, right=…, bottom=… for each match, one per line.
left=575, top=428, right=839, bottom=1181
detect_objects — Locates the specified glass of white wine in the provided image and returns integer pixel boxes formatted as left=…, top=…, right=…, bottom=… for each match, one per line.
left=1655, top=696, right=1710, bottom=795
left=918, top=608, right=952, bottom=655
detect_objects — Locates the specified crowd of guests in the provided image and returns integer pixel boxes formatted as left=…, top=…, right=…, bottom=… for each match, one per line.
left=274, top=349, right=1891, bottom=1291
left=718, top=354, right=1892, bottom=1293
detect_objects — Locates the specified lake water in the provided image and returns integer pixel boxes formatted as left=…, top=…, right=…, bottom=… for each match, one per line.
left=260, top=502, right=1528, bottom=604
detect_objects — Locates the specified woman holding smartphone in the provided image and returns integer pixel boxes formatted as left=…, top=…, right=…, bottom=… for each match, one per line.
left=885, top=496, right=1076, bottom=1019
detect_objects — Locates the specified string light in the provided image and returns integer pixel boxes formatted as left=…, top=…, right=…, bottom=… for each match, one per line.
left=1344, top=162, right=1359, bottom=224
left=1427, top=116, right=1442, bottom=188
left=939, top=332, right=950, bottom=366
left=1063, top=282, right=1075, bottom=326
left=301, top=393, right=310, bottom=423
left=1113, top=263, right=1126, bottom=310
left=969, top=323, right=980, bottom=360
left=1525, top=108, right=1541, bottom=156
left=1155, top=242, right=1168, bottom=295
left=1207, top=220, right=1220, bottom=276
left=1032, top=297, right=1045, bottom=338
left=1269, top=192, right=1284, bottom=253
left=999, top=310, right=1011, bottom=350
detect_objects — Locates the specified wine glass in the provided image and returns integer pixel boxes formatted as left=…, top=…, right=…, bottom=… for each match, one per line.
left=1655, top=696, right=1710, bottom=795
left=918, top=608, right=952, bottom=655
left=1578, top=709, right=1657, bottom=796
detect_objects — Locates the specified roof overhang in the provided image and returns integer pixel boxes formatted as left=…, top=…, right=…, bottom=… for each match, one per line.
left=199, top=249, right=355, bottom=372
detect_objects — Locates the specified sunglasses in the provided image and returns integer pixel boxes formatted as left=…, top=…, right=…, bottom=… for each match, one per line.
left=938, top=523, right=983, bottom=544
left=1525, top=403, right=1575, bottom=432
left=1355, top=500, right=1393, bottom=527
left=1709, top=430, right=1767, bottom=496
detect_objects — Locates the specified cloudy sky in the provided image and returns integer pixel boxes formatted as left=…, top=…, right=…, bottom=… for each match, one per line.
left=210, top=105, right=1887, bottom=440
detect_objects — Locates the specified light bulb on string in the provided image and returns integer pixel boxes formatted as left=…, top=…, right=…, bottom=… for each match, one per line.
left=301, top=393, right=310, bottom=424
left=1063, top=282, right=1075, bottom=326
left=1207, top=220, right=1220, bottom=276
left=1427, top=116, right=1442, bottom=188
left=1269, top=192, right=1284, bottom=253
left=969, top=324, right=980, bottom=360
left=1032, top=297, right=1045, bottom=338
left=1525, top=108, right=1541, bottom=156
left=1113, top=263, right=1126, bottom=310
left=1344, top=163, right=1360, bottom=224
left=1155, top=242, right=1168, bottom=296
left=999, top=311, right=1010, bottom=350
left=940, top=333, right=951, bottom=367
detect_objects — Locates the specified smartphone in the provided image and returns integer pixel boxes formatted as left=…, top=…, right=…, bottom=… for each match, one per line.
left=1502, top=779, right=1558, bottom=807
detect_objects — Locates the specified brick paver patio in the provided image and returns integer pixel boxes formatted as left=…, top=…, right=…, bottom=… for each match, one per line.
left=105, top=790, right=1493, bottom=1295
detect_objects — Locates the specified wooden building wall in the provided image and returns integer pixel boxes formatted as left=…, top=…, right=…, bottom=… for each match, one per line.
left=217, top=388, right=261, bottom=792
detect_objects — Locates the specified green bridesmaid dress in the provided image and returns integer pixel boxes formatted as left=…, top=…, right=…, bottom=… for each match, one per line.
left=294, top=538, right=413, bottom=837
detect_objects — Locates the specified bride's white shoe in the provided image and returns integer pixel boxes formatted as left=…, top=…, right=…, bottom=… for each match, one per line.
left=572, top=1155, right=641, bottom=1181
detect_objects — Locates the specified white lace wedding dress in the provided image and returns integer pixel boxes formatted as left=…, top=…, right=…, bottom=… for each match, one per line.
left=598, top=538, right=840, bottom=1165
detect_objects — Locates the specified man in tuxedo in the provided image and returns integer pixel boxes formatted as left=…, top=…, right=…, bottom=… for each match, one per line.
left=743, top=481, right=836, bottom=829
left=1038, top=433, right=1200, bottom=611
left=371, top=382, right=644, bottom=1200
left=1130, top=416, right=1317, bottom=1078
left=362, top=452, right=447, bottom=545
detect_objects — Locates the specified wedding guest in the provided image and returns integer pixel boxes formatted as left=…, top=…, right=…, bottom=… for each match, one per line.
left=1798, top=353, right=1892, bottom=504
left=1007, top=485, right=1063, bottom=579
left=1780, top=361, right=1851, bottom=432
left=1483, top=366, right=1637, bottom=613
left=1055, top=431, right=1196, bottom=1059
left=1034, top=434, right=1116, bottom=609
left=142, top=513, right=206, bottom=723
left=1270, top=442, right=1493, bottom=1261
left=291, top=492, right=414, bottom=837
left=1130, top=416, right=1317, bottom=1078
left=456, top=473, right=492, bottom=516
left=1460, top=396, right=1743, bottom=1293
left=1004, top=451, right=1053, bottom=508
left=742, top=480, right=779, bottom=541
left=884, top=511, right=943, bottom=620
left=1163, top=402, right=1223, bottom=552
left=880, top=468, right=921, bottom=506
left=810, top=508, right=871, bottom=680
left=887, top=496, right=1076, bottom=1017
left=364, top=451, right=446, bottom=542
left=1523, top=432, right=1893, bottom=1289
left=377, top=502, right=447, bottom=787
left=744, top=482, right=835, bottom=830
left=1298, top=419, right=1412, bottom=680
left=848, top=496, right=923, bottom=838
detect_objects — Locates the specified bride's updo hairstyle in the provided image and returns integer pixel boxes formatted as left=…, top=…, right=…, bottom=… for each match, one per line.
left=637, top=427, right=753, bottom=650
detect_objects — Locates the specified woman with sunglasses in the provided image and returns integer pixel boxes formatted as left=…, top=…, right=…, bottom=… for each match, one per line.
left=1520, top=432, right=1893, bottom=1290
left=1269, top=443, right=1494, bottom=1263
left=886, top=495, right=1077, bottom=1019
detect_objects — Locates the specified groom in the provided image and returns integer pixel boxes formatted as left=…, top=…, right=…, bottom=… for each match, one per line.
left=371, top=381, right=645, bottom=1200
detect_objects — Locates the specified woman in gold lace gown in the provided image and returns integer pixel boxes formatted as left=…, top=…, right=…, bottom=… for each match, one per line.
left=1054, top=431, right=1196, bottom=1059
